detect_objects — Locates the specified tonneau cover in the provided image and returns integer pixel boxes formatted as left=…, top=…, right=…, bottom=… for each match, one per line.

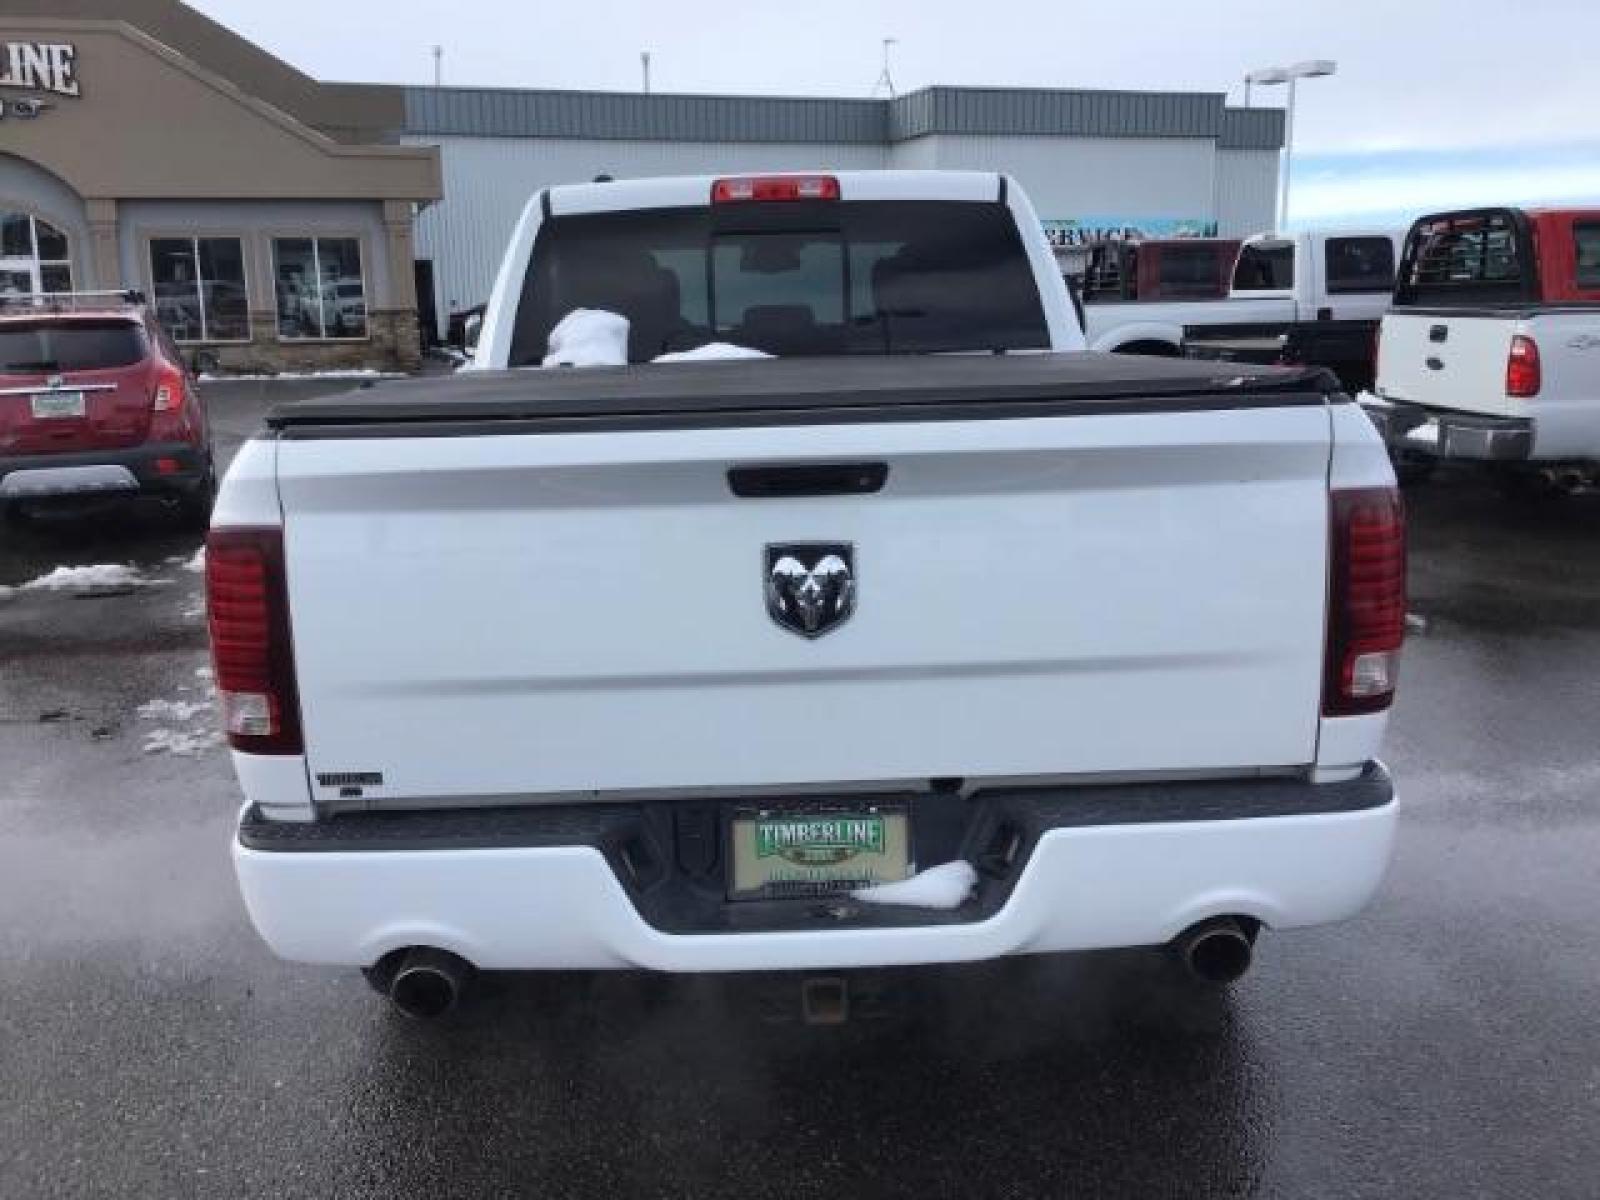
left=266, top=353, right=1338, bottom=436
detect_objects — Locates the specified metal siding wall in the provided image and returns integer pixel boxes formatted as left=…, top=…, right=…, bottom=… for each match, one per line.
left=887, top=137, right=941, bottom=169
left=882, top=88, right=1221, bottom=140
left=403, top=88, right=887, bottom=143
left=408, top=136, right=891, bottom=333
left=1214, top=148, right=1280, bottom=237
left=405, top=87, right=1236, bottom=144
left=888, top=135, right=1219, bottom=226
left=1219, top=107, right=1286, bottom=151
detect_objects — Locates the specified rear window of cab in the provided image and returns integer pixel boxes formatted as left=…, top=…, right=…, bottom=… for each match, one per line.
left=0, top=319, right=148, bottom=374
left=509, top=200, right=1051, bottom=365
left=1395, top=210, right=1531, bottom=306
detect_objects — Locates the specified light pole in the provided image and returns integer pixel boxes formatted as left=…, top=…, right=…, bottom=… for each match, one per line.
left=1245, top=60, right=1336, bottom=231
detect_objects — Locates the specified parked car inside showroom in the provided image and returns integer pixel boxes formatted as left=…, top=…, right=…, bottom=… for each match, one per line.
left=0, top=290, right=215, bottom=528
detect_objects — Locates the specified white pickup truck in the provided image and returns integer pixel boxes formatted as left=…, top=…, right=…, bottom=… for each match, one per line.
left=1086, top=229, right=1400, bottom=392
left=1367, top=206, right=1600, bottom=489
left=210, top=171, right=1402, bottom=1019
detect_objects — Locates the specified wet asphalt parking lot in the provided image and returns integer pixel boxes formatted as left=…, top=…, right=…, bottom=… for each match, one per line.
left=2, top=381, right=1598, bottom=1199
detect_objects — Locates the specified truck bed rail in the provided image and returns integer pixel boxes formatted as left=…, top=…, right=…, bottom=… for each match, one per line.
left=267, top=353, right=1340, bottom=439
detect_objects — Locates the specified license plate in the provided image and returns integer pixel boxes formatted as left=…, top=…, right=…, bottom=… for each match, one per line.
left=30, top=391, right=85, bottom=419
left=728, top=807, right=911, bottom=900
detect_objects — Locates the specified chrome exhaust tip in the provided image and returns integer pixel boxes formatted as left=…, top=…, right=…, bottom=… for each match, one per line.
left=388, top=947, right=474, bottom=1019
left=1174, top=917, right=1255, bottom=985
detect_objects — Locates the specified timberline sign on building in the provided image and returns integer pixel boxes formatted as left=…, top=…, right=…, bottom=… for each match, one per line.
left=0, top=42, right=80, bottom=97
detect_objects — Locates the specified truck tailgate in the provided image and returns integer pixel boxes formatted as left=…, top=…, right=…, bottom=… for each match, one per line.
left=273, top=365, right=1334, bottom=804
left=1378, top=310, right=1516, bottom=416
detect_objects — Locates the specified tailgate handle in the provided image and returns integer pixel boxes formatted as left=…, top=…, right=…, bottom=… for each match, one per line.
left=1429, top=324, right=1449, bottom=343
left=728, top=462, right=888, bottom=498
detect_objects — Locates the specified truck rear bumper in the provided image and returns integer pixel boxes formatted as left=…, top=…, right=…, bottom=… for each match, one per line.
left=232, top=766, right=1398, bottom=972
left=1363, top=395, right=1533, bottom=461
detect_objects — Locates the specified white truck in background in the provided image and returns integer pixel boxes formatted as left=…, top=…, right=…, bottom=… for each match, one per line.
left=208, top=171, right=1402, bottom=1020
left=1085, top=229, right=1401, bottom=393
left=1366, top=206, right=1600, bottom=491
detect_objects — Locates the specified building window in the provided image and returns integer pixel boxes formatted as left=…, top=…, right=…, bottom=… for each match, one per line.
left=0, top=211, right=73, bottom=296
left=273, top=237, right=368, bottom=340
left=149, top=237, right=250, bottom=342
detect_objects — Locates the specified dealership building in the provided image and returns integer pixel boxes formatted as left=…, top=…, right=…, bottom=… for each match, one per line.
left=2, top=0, right=1284, bottom=371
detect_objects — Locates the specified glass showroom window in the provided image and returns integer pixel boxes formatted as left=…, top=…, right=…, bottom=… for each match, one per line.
left=0, top=211, right=74, bottom=296
left=149, top=237, right=249, bottom=342
left=273, top=237, right=368, bottom=340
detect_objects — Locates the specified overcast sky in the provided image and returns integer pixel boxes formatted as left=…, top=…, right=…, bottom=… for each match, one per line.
left=190, top=0, right=1600, bottom=225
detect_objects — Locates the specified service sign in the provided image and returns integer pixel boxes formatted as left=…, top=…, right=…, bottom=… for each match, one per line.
left=1043, top=215, right=1219, bottom=248
left=0, top=42, right=78, bottom=120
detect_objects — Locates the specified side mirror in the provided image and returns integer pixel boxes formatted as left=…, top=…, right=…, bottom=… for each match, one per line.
left=463, top=313, right=483, bottom=357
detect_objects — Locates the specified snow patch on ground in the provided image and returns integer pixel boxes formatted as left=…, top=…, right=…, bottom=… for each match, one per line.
left=11, top=564, right=166, bottom=592
left=854, top=860, right=978, bottom=910
left=653, top=342, right=770, bottom=363
left=199, top=369, right=404, bottom=382
left=543, top=308, right=629, bottom=368
left=137, top=698, right=212, bottom=722
left=194, top=666, right=213, bottom=680
left=138, top=690, right=220, bottom=756
left=142, top=728, right=225, bottom=757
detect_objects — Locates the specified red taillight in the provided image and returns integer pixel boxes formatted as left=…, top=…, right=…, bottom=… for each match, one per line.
left=1324, top=486, right=1406, bottom=716
left=205, top=527, right=303, bottom=755
left=711, top=174, right=840, bottom=203
left=153, top=371, right=183, bottom=412
left=150, top=364, right=193, bottom=441
left=1506, top=335, right=1541, bottom=398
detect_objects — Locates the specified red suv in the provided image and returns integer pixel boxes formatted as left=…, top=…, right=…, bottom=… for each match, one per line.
left=0, top=291, right=214, bottom=528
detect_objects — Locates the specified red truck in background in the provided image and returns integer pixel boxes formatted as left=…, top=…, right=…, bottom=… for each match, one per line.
left=1080, top=238, right=1243, bottom=304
